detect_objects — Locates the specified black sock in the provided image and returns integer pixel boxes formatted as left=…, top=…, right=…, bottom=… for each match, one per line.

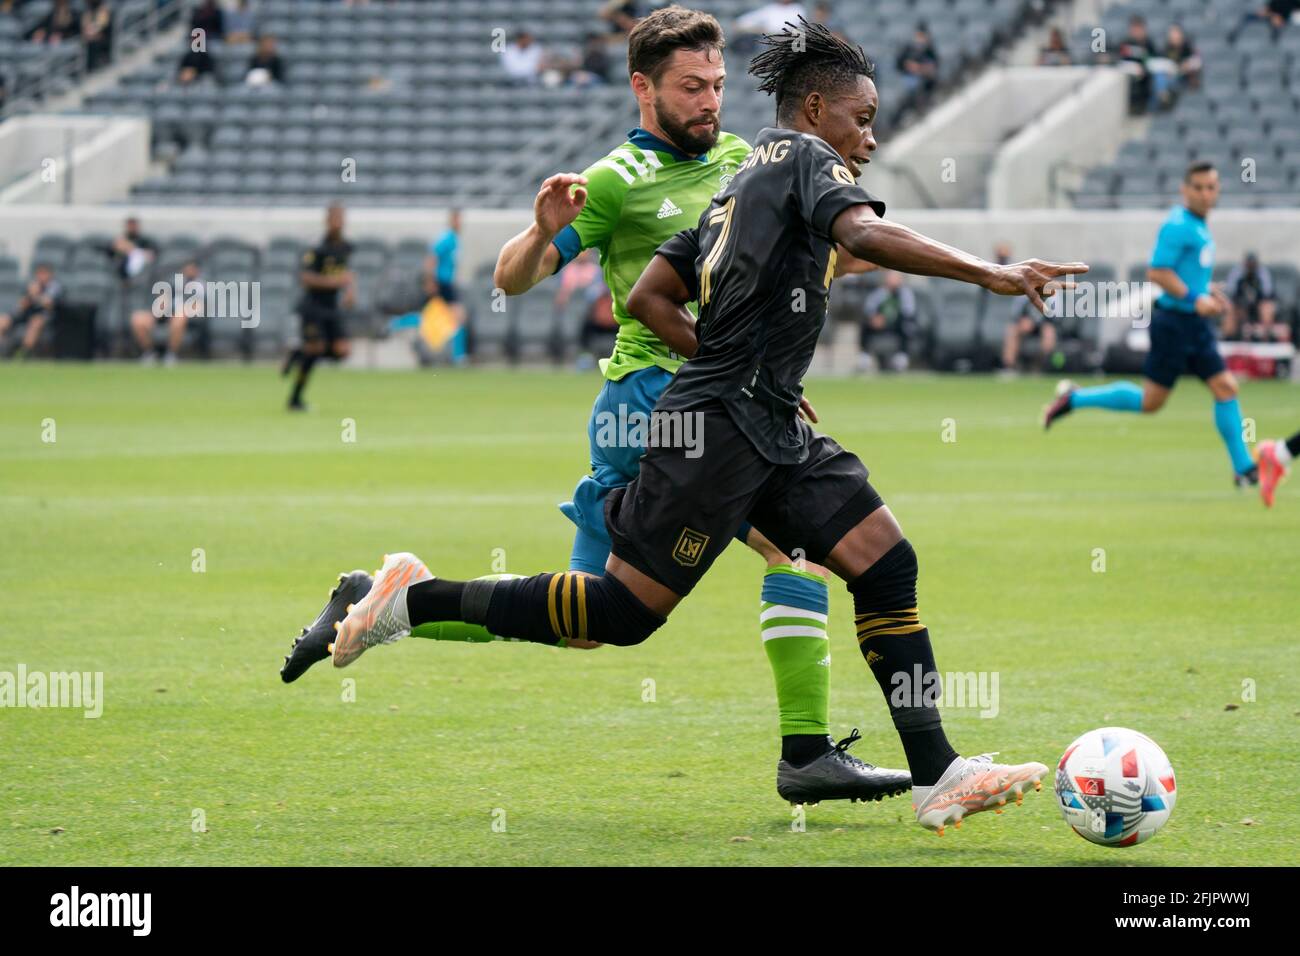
left=406, top=578, right=467, bottom=624
left=1287, top=431, right=1300, bottom=458
left=290, top=355, right=316, bottom=404
left=782, top=733, right=833, bottom=767
left=849, top=539, right=960, bottom=787
left=407, top=572, right=665, bottom=648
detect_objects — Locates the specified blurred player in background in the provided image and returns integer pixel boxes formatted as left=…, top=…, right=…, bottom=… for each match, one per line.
left=1043, top=161, right=1261, bottom=490
left=130, top=259, right=206, bottom=365
left=283, top=204, right=355, bottom=411
left=283, top=5, right=907, bottom=808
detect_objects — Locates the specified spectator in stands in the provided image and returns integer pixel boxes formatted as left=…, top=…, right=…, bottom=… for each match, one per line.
left=555, top=250, right=616, bottom=371
left=424, top=209, right=465, bottom=333
left=859, top=271, right=920, bottom=372
left=809, top=1, right=848, bottom=41
left=574, top=32, right=612, bottom=86
left=897, top=23, right=939, bottom=97
left=80, top=0, right=112, bottom=71
left=131, top=259, right=206, bottom=366
left=1233, top=1, right=1299, bottom=41
left=29, top=0, right=77, bottom=44
left=599, top=1, right=642, bottom=37
left=110, top=217, right=159, bottom=280
left=0, top=263, right=61, bottom=360
left=190, top=0, right=224, bottom=43
left=245, top=34, right=286, bottom=86
left=502, top=30, right=545, bottom=85
left=223, top=0, right=257, bottom=45
left=1225, top=253, right=1289, bottom=342
left=1001, top=296, right=1058, bottom=373
left=1117, top=15, right=1157, bottom=114
left=734, top=1, right=806, bottom=52
left=1158, top=24, right=1201, bottom=104
left=177, top=44, right=218, bottom=86
left=1037, top=27, right=1072, bottom=66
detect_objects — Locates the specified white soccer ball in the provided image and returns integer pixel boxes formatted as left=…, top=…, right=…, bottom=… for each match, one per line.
left=1054, top=727, right=1176, bottom=847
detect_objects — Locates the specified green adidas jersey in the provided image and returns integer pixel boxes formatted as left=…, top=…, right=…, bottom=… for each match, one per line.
left=553, top=128, right=752, bottom=381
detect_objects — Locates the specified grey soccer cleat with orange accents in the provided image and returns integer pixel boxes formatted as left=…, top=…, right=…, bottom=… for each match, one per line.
left=913, top=753, right=1048, bottom=836
left=331, top=552, right=432, bottom=668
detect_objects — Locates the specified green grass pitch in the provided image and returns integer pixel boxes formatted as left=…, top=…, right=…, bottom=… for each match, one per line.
left=2, top=363, right=1297, bottom=866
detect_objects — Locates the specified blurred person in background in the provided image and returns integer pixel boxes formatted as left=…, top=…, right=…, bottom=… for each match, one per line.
left=897, top=23, right=938, bottom=96
left=223, top=0, right=257, bottom=45
left=0, top=263, right=60, bottom=359
left=81, top=0, right=112, bottom=70
left=859, top=271, right=920, bottom=373
left=553, top=249, right=615, bottom=371
left=110, top=217, right=158, bottom=280
left=1152, top=23, right=1200, bottom=109
left=1001, top=295, right=1058, bottom=374
left=245, top=34, right=286, bottom=86
left=502, top=30, right=545, bottom=85
left=176, top=43, right=218, bottom=85
left=1037, top=26, right=1072, bottom=66
left=284, top=204, right=355, bottom=411
left=29, top=0, right=77, bottom=44
left=131, top=259, right=207, bottom=366
left=1117, top=14, right=1157, bottom=113
left=734, top=0, right=806, bottom=52
left=1224, top=252, right=1288, bottom=342
left=190, top=0, right=224, bottom=42
left=599, top=0, right=642, bottom=37
left=424, top=209, right=465, bottom=334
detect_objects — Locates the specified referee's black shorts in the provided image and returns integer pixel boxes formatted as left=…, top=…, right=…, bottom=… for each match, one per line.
left=605, top=401, right=881, bottom=596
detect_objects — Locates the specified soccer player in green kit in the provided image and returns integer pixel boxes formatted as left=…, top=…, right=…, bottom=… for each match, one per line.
left=280, top=6, right=910, bottom=806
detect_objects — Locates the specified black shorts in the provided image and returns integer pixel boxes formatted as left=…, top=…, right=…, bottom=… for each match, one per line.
left=437, top=280, right=459, bottom=304
left=1143, top=305, right=1225, bottom=388
left=299, top=302, right=346, bottom=349
left=605, top=401, right=881, bottom=596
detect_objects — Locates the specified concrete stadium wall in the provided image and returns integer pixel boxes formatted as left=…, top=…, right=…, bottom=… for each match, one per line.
left=988, top=69, right=1129, bottom=209
left=0, top=116, right=151, bottom=205
left=869, top=67, right=1102, bottom=208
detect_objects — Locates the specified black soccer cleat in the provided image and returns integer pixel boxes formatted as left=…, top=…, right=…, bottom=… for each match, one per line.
left=776, top=729, right=912, bottom=806
left=280, top=570, right=374, bottom=683
left=1042, top=379, right=1077, bottom=430
left=1233, top=465, right=1260, bottom=490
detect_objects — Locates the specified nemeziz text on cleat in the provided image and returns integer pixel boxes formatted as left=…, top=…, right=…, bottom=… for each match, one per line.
left=281, top=570, right=373, bottom=683
left=1258, top=442, right=1287, bottom=508
left=1042, top=379, right=1076, bottom=430
left=331, top=552, right=432, bottom=669
left=776, top=728, right=912, bottom=806
left=913, top=753, right=1048, bottom=836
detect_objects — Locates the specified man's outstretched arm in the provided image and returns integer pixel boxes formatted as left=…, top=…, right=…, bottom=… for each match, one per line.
left=494, top=173, right=587, bottom=294
left=831, top=204, right=1087, bottom=313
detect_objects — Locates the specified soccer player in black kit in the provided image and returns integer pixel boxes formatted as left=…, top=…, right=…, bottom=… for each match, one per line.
left=284, top=204, right=355, bottom=410
left=299, top=21, right=1087, bottom=835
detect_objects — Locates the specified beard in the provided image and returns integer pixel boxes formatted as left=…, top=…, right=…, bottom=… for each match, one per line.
left=654, top=98, right=720, bottom=156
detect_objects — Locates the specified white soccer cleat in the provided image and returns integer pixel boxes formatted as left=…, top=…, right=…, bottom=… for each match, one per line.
left=913, top=753, right=1048, bottom=836
left=331, top=552, right=432, bottom=668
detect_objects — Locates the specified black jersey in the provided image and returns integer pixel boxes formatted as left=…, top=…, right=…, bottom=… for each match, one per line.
left=653, top=127, right=884, bottom=465
left=301, top=236, right=353, bottom=309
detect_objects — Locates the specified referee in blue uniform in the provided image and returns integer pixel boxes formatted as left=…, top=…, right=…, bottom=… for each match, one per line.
left=1043, top=160, right=1259, bottom=487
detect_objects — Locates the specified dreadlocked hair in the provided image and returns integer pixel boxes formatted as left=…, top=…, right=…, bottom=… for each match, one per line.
left=748, top=16, right=875, bottom=126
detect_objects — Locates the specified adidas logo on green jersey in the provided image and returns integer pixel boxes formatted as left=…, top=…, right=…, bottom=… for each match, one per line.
left=656, top=197, right=683, bottom=220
